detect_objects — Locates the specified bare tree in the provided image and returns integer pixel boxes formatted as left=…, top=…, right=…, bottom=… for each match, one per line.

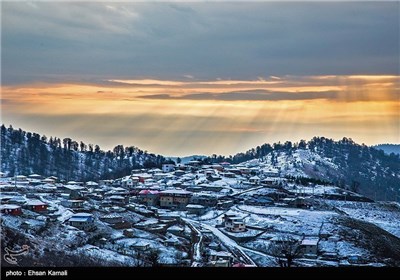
left=147, top=249, right=161, bottom=267
left=268, top=236, right=302, bottom=267
left=133, top=250, right=146, bottom=267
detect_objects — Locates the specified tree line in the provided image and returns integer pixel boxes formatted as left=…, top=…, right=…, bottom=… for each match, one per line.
left=0, top=125, right=166, bottom=181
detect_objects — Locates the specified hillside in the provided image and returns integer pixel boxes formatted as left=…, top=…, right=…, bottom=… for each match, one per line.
left=203, top=137, right=400, bottom=201
left=1, top=125, right=399, bottom=201
left=373, top=144, right=400, bottom=155
left=0, top=125, right=167, bottom=181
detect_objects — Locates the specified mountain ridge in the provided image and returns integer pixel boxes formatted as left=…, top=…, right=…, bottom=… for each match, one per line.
left=1, top=124, right=399, bottom=201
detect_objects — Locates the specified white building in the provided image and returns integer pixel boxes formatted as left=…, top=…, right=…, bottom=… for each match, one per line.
left=162, top=163, right=175, bottom=173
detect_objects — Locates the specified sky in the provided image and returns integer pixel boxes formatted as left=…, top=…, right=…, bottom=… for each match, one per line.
left=1, top=1, right=399, bottom=156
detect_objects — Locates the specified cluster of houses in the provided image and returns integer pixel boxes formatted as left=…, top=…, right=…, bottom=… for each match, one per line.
left=1, top=160, right=337, bottom=266
left=0, top=160, right=318, bottom=233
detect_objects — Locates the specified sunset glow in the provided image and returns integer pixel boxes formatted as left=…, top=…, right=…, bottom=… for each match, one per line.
left=2, top=75, right=398, bottom=156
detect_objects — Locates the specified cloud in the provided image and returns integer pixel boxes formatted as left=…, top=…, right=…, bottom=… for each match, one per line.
left=2, top=2, right=399, bottom=85
left=138, top=90, right=340, bottom=101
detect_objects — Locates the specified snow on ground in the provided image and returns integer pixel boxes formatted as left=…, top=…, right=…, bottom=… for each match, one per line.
left=289, top=185, right=342, bottom=196
left=235, top=205, right=337, bottom=234
left=182, top=218, right=202, bottom=263
left=336, top=241, right=370, bottom=259
left=198, top=210, right=226, bottom=221
left=77, top=245, right=136, bottom=265
left=55, top=206, right=74, bottom=222
left=193, top=220, right=257, bottom=266
left=326, top=200, right=400, bottom=238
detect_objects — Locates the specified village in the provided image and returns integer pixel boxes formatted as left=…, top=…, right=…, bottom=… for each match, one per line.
left=1, top=159, right=399, bottom=267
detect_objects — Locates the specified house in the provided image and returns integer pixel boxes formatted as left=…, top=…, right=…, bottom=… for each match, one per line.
left=68, top=213, right=95, bottom=231
left=0, top=204, right=22, bottom=215
left=159, top=190, right=192, bottom=209
left=15, top=175, right=28, bottom=181
left=186, top=204, right=206, bottom=215
left=42, top=178, right=56, bottom=184
left=300, top=238, right=319, bottom=257
left=64, top=185, right=85, bottom=199
left=25, top=200, right=48, bottom=212
left=61, top=200, right=84, bottom=209
left=217, top=200, right=234, bottom=209
left=209, top=251, right=234, bottom=267
left=207, top=175, right=222, bottom=182
left=108, top=195, right=128, bottom=206
left=204, top=169, right=215, bottom=177
left=220, top=162, right=231, bottom=167
left=131, top=240, right=150, bottom=251
left=28, top=174, right=42, bottom=180
left=123, top=229, right=136, bottom=238
left=190, top=193, right=218, bottom=207
left=164, top=235, right=181, bottom=247
left=100, top=214, right=123, bottom=225
left=138, top=190, right=159, bottom=206
left=211, top=164, right=223, bottom=171
left=121, top=177, right=137, bottom=189
left=99, top=179, right=113, bottom=186
left=221, top=172, right=236, bottom=178
left=162, top=163, right=175, bottom=173
left=187, top=160, right=201, bottom=167
left=223, top=214, right=246, bottom=232
left=263, top=169, right=280, bottom=177
left=85, top=181, right=99, bottom=188
left=166, top=225, right=185, bottom=236
left=249, top=176, right=261, bottom=185
left=261, top=178, right=276, bottom=186
left=186, top=186, right=203, bottom=193
left=137, top=174, right=152, bottom=183
left=203, top=184, right=223, bottom=192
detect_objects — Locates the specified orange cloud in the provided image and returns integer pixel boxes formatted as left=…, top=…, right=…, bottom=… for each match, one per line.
left=2, top=75, right=399, bottom=155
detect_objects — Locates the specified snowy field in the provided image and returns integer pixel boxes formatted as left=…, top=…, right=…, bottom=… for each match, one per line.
left=326, top=200, right=400, bottom=238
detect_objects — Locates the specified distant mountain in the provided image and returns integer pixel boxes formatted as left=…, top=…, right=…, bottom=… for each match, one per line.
left=0, top=125, right=167, bottom=181
left=202, top=137, right=400, bottom=201
left=373, top=144, right=400, bottom=155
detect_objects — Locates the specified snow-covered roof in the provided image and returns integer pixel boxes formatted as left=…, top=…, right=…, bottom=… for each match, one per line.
left=111, top=187, right=126, bottom=192
left=301, top=238, right=319, bottom=246
left=43, top=178, right=55, bottom=182
left=160, top=190, right=191, bottom=195
left=64, top=185, right=85, bottom=190
left=0, top=204, right=21, bottom=210
left=211, top=251, right=233, bottom=258
left=26, top=200, right=46, bottom=206
left=71, top=212, right=93, bottom=218
left=69, top=217, right=91, bottom=223
left=167, top=225, right=184, bottom=231
left=139, top=190, right=159, bottom=195
left=109, top=195, right=125, bottom=200
left=186, top=204, right=205, bottom=209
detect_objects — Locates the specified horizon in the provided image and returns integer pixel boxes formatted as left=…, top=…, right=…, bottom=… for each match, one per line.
left=2, top=123, right=399, bottom=158
left=2, top=2, right=399, bottom=156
